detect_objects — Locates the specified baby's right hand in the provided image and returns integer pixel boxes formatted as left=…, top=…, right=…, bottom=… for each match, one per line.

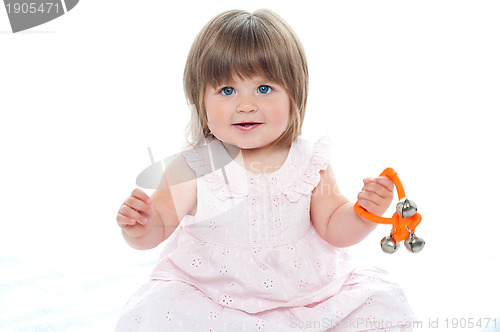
left=117, top=188, right=154, bottom=236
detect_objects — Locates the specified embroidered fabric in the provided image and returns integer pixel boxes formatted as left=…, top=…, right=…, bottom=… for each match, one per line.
left=151, top=137, right=351, bottom=312
left=116, top=136, right=416, bottom=331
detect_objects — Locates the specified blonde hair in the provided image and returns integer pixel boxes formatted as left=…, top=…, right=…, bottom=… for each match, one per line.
left=184, top=9, right=308, bottom=147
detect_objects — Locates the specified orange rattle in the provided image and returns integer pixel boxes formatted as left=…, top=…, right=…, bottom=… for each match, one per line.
left=354, top=168, right=425, bottom=253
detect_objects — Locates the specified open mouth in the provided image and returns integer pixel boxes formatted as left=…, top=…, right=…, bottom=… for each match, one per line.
left=233, top=122, right=262, bottom=131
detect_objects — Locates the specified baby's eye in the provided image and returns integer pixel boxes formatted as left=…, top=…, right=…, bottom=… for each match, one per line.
left=257, top=85, right=272, bottom=94
left=220, top=87, right=235, bottom=95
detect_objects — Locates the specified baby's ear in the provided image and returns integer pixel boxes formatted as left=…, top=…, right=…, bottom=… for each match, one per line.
left=6, top=0, right=79, bottom=33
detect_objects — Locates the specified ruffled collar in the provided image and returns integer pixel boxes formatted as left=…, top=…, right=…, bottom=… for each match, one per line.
left=278, top=136, right=330, bottom=202
left=182, top=137, right=330, bottom=202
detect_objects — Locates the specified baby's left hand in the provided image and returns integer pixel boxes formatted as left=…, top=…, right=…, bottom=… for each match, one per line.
left=357, top=176, right=394, bottom=217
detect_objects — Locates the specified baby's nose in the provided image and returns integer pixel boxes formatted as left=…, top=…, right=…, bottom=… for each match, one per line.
left=236, top=95, right=258, bottom=113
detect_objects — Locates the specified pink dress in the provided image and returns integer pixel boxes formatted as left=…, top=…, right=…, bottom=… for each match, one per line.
left=115, top=137, right=416, bottom=331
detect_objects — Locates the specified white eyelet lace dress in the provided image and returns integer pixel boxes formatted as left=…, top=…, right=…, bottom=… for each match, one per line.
left=115, top=136, right=416, bottom=332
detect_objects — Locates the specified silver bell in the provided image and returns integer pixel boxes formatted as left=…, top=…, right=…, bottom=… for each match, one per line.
left=396, top=198, right=417, bottom=218
left=404, top=233, right=425, bottom=253
left=380, top=236, right=400, bottom=254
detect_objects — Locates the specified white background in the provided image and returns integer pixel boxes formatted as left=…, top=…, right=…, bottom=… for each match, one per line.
left=1, top=1, right=499, bottom=331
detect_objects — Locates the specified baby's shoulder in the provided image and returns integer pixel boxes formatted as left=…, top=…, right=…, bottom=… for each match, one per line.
left=164, top=153, right=197, bottom=187
left=290, top=135, right=331, bottom=168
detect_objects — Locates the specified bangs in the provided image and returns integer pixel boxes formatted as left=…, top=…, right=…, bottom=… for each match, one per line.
left=184, top=9, right=308, bottom=147
left=201, top=12, right=290, bottom=88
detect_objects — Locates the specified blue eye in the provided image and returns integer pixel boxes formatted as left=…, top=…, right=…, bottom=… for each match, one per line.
left=221, top=87, right=235, bottom=95
left=258, top=85, right=272, bottom=94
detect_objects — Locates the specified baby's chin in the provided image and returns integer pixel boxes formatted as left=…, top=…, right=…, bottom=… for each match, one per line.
left=226, top=143, right=260, bottom=151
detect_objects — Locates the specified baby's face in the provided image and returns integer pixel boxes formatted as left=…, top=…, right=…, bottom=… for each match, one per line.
left=204, top=75, right=290, bottom=151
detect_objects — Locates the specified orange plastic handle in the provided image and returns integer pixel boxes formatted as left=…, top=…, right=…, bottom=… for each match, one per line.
left=353, top=168, right=422, bottom=242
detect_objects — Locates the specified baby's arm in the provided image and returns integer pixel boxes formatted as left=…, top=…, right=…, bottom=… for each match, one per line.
left=116, top=155, right=197, bottom=250
left=310, top=164, right=393, bottom=248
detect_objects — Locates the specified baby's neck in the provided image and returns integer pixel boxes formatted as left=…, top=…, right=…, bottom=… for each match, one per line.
left=222, top=142, right=290, bottom=174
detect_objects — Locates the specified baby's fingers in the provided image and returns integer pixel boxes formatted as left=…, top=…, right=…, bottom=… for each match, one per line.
left=131, top=188, right=152, bottom=204
left=124, top=195, right=153, bottom=216
left=362, top=177, right=374, bottom=186
left=119, top=201, right=150, bottom=225
left=116, top=212, right=136, bottom=228
left=116, top=190, right=153, bottom=228
left=362, top=177, right=393, bottom=198
left=373, top=176, right=394, bottom=193
left=357, top=190, right=384, bottom=207
left=357, top=176, right=394, bottom=216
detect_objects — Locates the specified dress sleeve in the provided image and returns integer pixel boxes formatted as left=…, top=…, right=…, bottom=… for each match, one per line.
left=181, top=140, right=248, bottom=201
left=279, top=136, right=331, bottom=202
left=181, top=143, right=212, bottom=178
